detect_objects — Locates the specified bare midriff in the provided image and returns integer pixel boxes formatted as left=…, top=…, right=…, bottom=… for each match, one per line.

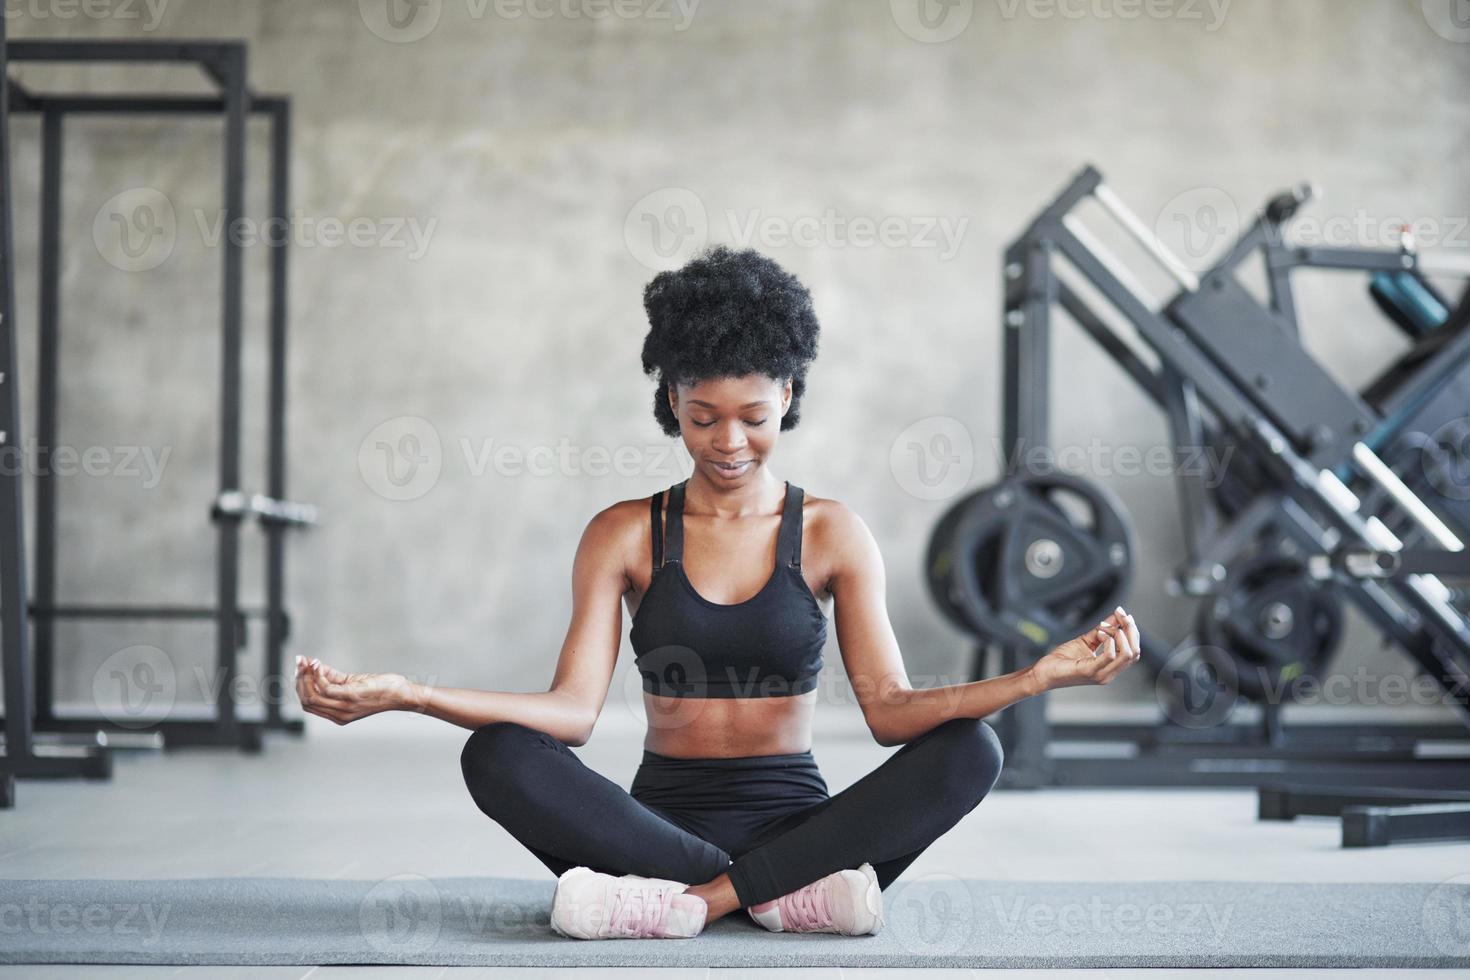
left=642, top=689, right=818, bottom=758
left=628, top=568, right=831, bottom=759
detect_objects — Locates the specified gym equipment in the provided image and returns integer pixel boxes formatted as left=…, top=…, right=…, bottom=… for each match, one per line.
left=1191, top=550, right=1344, bottom=705
left=0, top=39, right=311, bottom=806
left=954, top=165, right=1470, bottom=839
left=926, top=471, right=1133, bottom=653
left=0, top=17, right=104, bottom=807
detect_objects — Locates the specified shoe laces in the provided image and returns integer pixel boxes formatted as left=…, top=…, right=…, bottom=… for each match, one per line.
left=607, top=881, right=677, bottom=938
left=779, top=877, right=834, bottom=932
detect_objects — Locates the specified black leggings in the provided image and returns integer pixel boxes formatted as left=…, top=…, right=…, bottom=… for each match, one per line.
left=459, top=715, right=1005, bottom=909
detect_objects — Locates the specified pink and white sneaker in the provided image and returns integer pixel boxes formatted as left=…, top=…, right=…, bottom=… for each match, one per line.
left=746, top=861, right=884, bottom=935
left=550, top=866, right=708, bottom=940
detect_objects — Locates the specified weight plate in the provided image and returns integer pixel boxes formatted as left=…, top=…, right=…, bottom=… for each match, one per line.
left=926, top=471, right=1136, bottom=653
left=1194, top=551, right=1343, bottom=704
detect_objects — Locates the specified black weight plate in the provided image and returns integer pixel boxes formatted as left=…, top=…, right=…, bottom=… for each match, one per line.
left=1195, top=553, right=1343, bottom=704
left=925, top=487, right=991, bottom=632
left=925, top=471, right=1135, bottom=653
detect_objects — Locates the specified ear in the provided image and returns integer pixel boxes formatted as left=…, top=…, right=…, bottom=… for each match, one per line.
left=666, top=381, right=679, bottom=418
left=781, top=378, right=793, bottom=416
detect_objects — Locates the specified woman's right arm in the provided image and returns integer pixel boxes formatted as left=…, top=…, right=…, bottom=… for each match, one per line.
left=297, top=504, right=631, bottom=747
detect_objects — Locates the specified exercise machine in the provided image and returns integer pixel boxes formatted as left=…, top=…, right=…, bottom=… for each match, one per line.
left=928, top=164, right=1470, bottom=845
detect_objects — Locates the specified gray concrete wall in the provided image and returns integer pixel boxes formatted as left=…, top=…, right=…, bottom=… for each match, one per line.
left=6, top=0, right=1469, bottom=726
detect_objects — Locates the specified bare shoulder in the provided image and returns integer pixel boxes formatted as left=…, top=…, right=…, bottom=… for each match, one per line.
left=581, top=491, right=661, bottom=594
left=796, top=490, right=879, bottom=596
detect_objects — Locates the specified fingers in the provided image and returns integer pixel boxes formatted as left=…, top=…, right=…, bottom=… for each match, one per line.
left=1090, top=607, right=1142, bottom=683
left=297, top=656, right=353, bottom=699
left=1112, top=606, right=1140, bottom=663
left=294, top=655, right=355, bottom=714
left=318, top=661, right=350, bottom=684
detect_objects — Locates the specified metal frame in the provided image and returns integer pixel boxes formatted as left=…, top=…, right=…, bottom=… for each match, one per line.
left=986, top=165, right=1470, bottom=824
left=0, top=40, right=305, bottom=805
left=0, top=15, right=112, bottom=808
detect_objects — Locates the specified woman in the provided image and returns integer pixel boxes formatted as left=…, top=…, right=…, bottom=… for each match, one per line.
left=295, top=245, right=1142, bottom=941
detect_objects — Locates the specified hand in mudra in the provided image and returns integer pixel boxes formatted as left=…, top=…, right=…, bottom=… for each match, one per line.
left=1031, top=606, right=1141, bottom=692
left=294, top=655, right=415, bottom=724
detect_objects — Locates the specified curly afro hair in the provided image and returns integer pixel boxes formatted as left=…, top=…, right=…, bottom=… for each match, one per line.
left=640, top=245, right=821, bottom=439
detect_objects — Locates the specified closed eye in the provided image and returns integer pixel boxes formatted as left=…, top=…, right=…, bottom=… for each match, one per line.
left=693, top=419, right=767, bottom=428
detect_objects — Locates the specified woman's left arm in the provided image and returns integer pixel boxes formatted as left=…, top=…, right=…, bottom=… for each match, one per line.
left=826, top=501, right=1137, bottom=747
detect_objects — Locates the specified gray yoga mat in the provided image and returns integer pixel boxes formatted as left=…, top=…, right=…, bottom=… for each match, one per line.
left=0, top=875, right=1466, bottom=968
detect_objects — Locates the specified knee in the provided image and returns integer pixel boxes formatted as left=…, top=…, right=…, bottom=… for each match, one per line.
left=460, top=721, right=542, bottom=804
left=931, top=717, right=1005, bottom=802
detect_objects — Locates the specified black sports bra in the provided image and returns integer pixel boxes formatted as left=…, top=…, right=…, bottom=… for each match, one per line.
left=629, top=479, right=827, bottom=699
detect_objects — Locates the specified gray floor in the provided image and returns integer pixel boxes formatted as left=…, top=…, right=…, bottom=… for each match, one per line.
left=3, top=708, right=1468, bottom=977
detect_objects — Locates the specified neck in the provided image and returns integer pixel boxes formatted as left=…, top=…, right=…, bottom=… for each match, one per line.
left=684, top=468, right=783, bottom=519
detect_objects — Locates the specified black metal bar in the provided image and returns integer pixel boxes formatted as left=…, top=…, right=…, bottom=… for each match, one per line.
left=1286, top=246, right=1417, bottom=273
left=1055, top=282, right=1165, bottom=405
left=8, top=39, right=239, bottom=63
left=264, top=98, right=291, bottom=728
left=213, top=44, right=247, bottom=744
left=0, top=12, right=33, bottom=769
left=1265, top=245, right=1299, bottom=330
left=1001, top=236, right=1054, bottom=472
left=9, top=95, right=274, bottom=116
left=28, top=717, right=283, bottom=751
left=1051, top=722, right=1470, bottom=742
left=27, top=603, right=272, bottom=620
left=999, top=755, right=1470, bottom=790
left=1260, top=784, right=1470, bottom=821
left=33, top=109, right=61, bottom=724
left=1342, top=802, right=1470, bottom=847
left=0, top=750, right=110, bottom=779
left=1160, top=368, right=1217, bottom=569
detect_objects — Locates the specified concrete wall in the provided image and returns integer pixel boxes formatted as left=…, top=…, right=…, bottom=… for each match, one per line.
left=7, top=0, right=1468, bottom=726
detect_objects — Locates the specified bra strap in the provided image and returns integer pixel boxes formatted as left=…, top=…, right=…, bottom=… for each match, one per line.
left=663, top=480, right=687, bottom=564
left=649, top=491, right=664, bottom=573
left=778, top=481, right=805, bottom=568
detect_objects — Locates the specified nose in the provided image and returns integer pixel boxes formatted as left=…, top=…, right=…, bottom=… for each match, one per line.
left=712, top=421, right=747, bottom=454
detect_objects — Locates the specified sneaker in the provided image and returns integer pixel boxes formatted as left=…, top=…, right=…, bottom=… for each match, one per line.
left=746, top=861, right=883, bottom=935
left=550, top=866, right=708, bottom=939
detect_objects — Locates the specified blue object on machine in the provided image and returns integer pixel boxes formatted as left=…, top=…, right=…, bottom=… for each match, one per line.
left=1369, top=270, right=1449, bottom=338
left=1332, top=272, right=1458, bottom=482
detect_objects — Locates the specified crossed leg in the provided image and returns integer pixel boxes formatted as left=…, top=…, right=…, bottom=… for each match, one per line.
left=460, top=721, right=733, bottom=886
left=460, top=715, right=1004, bottom=923
left=690, top=716, right=1006, bottom=915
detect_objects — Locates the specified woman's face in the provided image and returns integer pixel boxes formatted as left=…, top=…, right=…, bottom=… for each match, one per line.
left=668, top=374, right=792, bottom=484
